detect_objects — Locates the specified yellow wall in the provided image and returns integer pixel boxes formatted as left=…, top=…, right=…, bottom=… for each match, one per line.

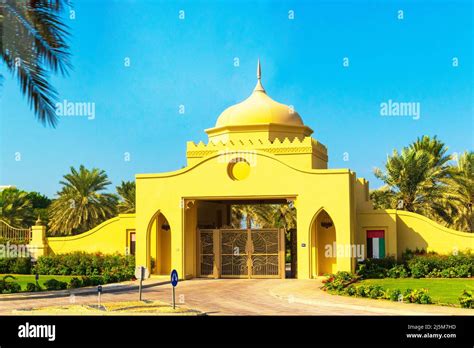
left=46, top=214, right=135, bottom=255
left=357, top=209, right=473, bottom=258
left=394, top=210, right=474, bottom=256
left=136, top=150, right=356, bottom=279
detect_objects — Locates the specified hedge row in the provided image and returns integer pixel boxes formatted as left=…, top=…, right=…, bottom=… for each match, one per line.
left=0, top=257, right=32, bottom=274
left=356, top=251, right=474, bottom=279
left=33, top=252, right=135, bottom=281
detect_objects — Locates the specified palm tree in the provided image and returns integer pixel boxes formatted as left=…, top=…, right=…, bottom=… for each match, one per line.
left=0, top=188, right=32, bottom=227
left=116, top=181, right=136, bottom=214
left=231, top=204, right=273, bottom=229
left=0, top=0, right=71, bottom=126
left=444, top=151, right=474, bottom=232
left=266, top=204, right=296, bottom=230
left=48, top=165, right=118, bottom=235
left=230, top=203, right=296, bottom=230
left=372, top=136, right=451, bottom=219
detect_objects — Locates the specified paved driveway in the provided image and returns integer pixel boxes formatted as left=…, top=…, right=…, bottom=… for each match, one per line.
left=0, top=278, right=472, bottom=315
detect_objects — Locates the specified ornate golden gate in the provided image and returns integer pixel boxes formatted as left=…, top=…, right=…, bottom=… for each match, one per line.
left=197, top=228, right=284, bottom=279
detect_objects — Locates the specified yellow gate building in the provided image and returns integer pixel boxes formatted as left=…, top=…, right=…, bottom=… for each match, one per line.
left=38, top=62, right=473, bottom=280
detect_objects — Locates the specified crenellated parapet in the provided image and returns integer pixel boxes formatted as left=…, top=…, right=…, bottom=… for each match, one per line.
left=186, top=136, right=328, bottom=169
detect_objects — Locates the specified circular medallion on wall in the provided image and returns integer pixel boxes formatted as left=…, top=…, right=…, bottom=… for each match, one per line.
left=227, top=158, right=251, bottom=181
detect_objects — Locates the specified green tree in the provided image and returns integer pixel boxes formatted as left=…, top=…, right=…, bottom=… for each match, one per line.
left=25, top=191, right=51, bottom=226
left=230, top=203, right=296, bottom=230
left=266, top=204, right=296, bottom=230
left=372, top=136, right=451, bottom=220
left=231, top=204, right=272, bottom=229
left=444, top=151, right=474, bottom=232
left=116, top=181, right=136, bottom=214
left=48, top=165, right=118, bottom=235
left=0, top=0, right=71, bottom=126
left=0, top=188, right=32, bottom=227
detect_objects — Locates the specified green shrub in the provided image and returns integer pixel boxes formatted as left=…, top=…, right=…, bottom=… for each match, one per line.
left=387, top=264, right=409, bottom=278
left=81, top=275, right=103, bottom=286
left=34, top=252, right=135, bottom=283
left=387, top=288, right=402, bottom=301
left=407, top=252, right=473, bottom=278
left=2, top=282, right=21, bottom=293
left=344, top=284, right=357, bottom=296
left=43, top=279, right=68, bottom=291
left=0, top=275, right=21, bottom=294
left=355, top=285, right=371, bottom=297
left=459, top=290, right=473, bottom=309
left=67, top=277, right=83, bottom=289
left=357, top=251, right=473, bottom=279
left=26, top=282, right=42, bottom=292
left=0, top=257, right=31, bottom=274
left=403, top=288, right=432, bottom=304
left=356, top=257, right=397, bottom=278
left=368, top=285, right=386, bottom=299
left=322, top=272, right=359, bottom=292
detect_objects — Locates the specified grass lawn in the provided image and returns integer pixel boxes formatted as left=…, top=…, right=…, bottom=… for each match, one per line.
left=361, top=278, right=474, bottom=306
left=1, top=274, right=74, bottom=291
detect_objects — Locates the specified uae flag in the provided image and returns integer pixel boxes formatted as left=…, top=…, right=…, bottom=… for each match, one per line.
left=367, top=230, right=385, bottom=259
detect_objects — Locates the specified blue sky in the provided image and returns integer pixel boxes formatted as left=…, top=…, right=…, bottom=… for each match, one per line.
left=1, top=0, right=473, bottom=197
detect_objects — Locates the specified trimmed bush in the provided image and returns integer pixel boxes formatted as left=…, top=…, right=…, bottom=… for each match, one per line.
left=403, top=288, right=432, bottom=304
left=34, top=252, right=135, bottom=282
left=26, top=282, right=42, bottom=292
left=43, top=279, right=68, bottom=291
left=368, top=285, right=386, bottom=299
left=0, top=257, right=32, bottom=274
left=356, top=285, right=369, bottom=297
left=356, top=251, right=473, bottom=279
left=67, top=277, right=83, bottom=289
left=356, top=257, right=397, bottom=279
left=459, top=290, right=473, bottom=309
left=81, top=275, right=103, bottom=286
left=322, top=272, right=359, bottom=292
left=387, top=264, right=409, bottom=278
left=407, top=253, right=473, bottom=278
left=387, top=288, right=402, bottom=301
left=0, top=275, right=21, bottom=294
left=344, top=284, right=357, bottom=296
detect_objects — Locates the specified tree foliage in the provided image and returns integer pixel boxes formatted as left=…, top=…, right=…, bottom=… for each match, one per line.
left=371, top=136, right=473, bottom=232
left=48, top=165, right=118, bottom=235
left=116, top=181, right=136, bottom=214
left=0, top=0, right=71, bottom=126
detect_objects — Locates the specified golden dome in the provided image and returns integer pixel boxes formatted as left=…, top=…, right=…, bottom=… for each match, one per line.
left=215, top=60, right=305, bottom=128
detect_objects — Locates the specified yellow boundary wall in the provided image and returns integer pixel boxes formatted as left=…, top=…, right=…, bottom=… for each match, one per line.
left=358, top=209, right=473, bottom=258
left=46, top=214, right=135, bottom=255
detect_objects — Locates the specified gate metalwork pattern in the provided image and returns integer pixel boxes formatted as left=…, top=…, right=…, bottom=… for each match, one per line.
left=198, top=228, right=282, bottom=278
left=251, top=229, right=279, bottom=277
left=221, top=229, right=248, bottom=277
left=199, top=230, right=214, bottom=276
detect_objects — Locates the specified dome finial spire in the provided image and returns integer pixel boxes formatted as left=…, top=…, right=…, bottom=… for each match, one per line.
left=254, top=58, right=265, bottom=93
left=257, top=58, right=261, bottom=80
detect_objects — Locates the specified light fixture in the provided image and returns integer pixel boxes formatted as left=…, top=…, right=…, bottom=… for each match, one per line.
left=320, top=214, right=333, bottom=229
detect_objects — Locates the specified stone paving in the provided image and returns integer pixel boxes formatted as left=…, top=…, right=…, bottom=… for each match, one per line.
left=0, top=278, right=472, bottom=315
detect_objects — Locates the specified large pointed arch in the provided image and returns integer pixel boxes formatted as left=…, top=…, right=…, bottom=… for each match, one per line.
left=146, top=210, right=172, bottom=275
left=309, top=207, right=337, bottom=277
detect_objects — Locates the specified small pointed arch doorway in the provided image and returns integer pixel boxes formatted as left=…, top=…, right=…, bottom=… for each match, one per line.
left=310, top=209, right=336, bottom=277
left=146, top=210, right=171, bottom=275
